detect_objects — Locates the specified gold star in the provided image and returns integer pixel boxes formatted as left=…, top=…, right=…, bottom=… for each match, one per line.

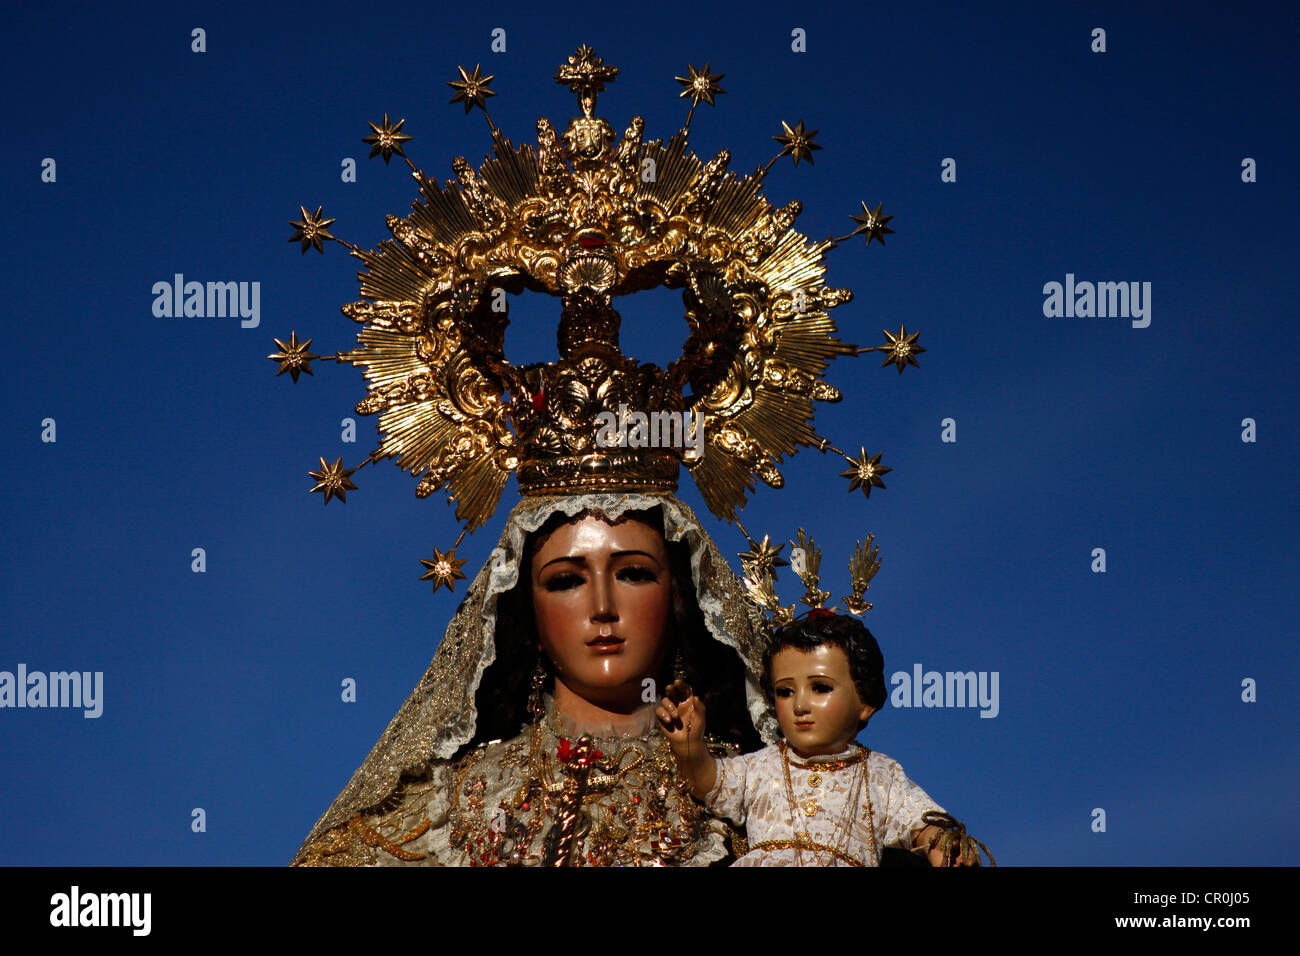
left=738, top=534, right=789, bottom=578
left=308, top=456, right=358, bottom=504
left=362, top=114, right=413, bottom=164
left=839, top=449, right=892, bottom=498
left=675, top=63, right=726, bottom=107
left=878, top=323, right=925, bottom=374
left=773, top=120, right=822, bottom=166
left=288, top=205, right=337, bottom=255
left=849, top=201, right=895, bottom=246
left=420, top=546, right=468, bottom=593
left=267, top=330, right=321, bottom=383
left=448, top=64, right=497, bottom=114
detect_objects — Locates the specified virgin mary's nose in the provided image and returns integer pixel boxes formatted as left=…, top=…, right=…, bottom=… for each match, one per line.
left=590, top=572, right=618, bottom=622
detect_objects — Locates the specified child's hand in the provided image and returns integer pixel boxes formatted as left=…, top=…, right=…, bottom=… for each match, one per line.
left=925, top=841, right=980, bottom=867
left=916, top=821, right=984, bottom=867
left=655, top=679, right=705, bottom=749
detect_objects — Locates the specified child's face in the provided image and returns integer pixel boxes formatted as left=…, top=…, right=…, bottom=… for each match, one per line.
left=770, top=643, right=876, bottom=757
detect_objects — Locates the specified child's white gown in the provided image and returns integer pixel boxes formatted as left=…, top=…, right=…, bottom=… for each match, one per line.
left=705, top=742, right=945, bottom=866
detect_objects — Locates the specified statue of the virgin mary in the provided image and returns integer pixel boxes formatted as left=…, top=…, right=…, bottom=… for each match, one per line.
left=279, top=45, right=909, bottom=866
left=293, top=493, right=775, bottom=866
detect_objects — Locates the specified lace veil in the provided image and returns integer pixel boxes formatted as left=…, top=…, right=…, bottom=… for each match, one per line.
left=292, top=491, right=777, bottom=858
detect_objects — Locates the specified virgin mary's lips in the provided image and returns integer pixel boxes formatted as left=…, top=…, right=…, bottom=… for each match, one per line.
left=586, top=635, right=625, bottom=654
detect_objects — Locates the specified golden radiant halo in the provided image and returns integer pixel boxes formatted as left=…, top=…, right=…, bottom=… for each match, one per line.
left=275, top=45, right=925, bottom=578
left=341, top=52, right=860, bottom=530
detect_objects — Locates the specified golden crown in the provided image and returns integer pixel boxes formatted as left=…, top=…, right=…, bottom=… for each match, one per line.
left=269, top=45, right=924, bottom=591
left=738, top=528, right=882, bottom=627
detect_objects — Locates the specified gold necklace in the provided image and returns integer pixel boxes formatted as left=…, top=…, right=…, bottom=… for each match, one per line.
left=457, top=717, right=704, bottom=866
left=772, top=741, right=879, bottom=867
left=789, top=747, right=869, bottom=771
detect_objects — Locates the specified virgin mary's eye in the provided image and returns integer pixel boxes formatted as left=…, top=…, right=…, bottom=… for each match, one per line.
left=774, top=686, right=794, bottom=698
left=542, top=572, right=583, bottom=592
left=617, top=565, right=658, bottom=582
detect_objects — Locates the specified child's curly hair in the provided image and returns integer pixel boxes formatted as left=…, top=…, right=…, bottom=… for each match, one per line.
left=761, top=611, right=887, bottom=729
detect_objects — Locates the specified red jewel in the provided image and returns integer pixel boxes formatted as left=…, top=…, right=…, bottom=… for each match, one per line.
left=557, top=738, right=604, bottom=767
left=578, top=236, right=607, bottom=248
left=531, top=386, right=546, bottom=412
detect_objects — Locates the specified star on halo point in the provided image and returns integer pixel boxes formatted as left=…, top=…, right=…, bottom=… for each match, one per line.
left=878, top=323, right=925, bottom=373
left=308, top=456, right=358, bottom=504
left=849, top=201, right=895, bottom=246
left=738, top=534, right=789, bottom=578
left=267, top=330, right=321, bottom=383
left=362, top=114, right=413, bottom=164
left=675, top=63, right=726, bottom=107
left=773, top=119, right=822, bottom=166
left=288, top=205, right=337, bottom=255
left=840, top=449, right=892, bottom=498
left=448, top=64, right=497, bottom=114
left=420, top=546, right=468, bottom=593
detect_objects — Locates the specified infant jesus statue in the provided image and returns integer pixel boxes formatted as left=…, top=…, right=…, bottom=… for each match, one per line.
left=657, top=610, right=984, bottom=867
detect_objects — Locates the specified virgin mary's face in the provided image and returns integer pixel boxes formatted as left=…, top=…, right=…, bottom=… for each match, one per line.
left=531, top=514, right=673, bottom=705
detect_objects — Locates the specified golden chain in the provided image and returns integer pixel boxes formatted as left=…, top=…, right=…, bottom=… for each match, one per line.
left=748, top=838, right=868, bottom=867
left=452, top=717, right=703, bottom=865
left=776, top=741, right=878, bottom=867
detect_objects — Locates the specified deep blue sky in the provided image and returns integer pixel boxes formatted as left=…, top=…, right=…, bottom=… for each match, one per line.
left=2, top=0, right=1296, bottom=866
